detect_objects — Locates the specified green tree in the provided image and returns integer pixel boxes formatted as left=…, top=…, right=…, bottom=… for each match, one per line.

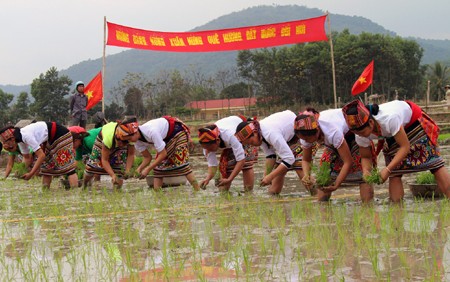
left=30, top=67, right=71, bottom=123
left=124, top=86, right=146, bottom=116
left=237, top=30, right=424, bottom=107
left=112, top=72, right=154, bottom=119
left=105, top=102, right=124, bottom=122
left=426, top=61, right=450, bottom=100
left=220, top=82, right=251, bottom=99
left=11, top=92, right=31, bottom=122
left=0, top=89, right=14, bottom=126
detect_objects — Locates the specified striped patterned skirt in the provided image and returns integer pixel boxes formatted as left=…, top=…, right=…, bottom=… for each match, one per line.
left=154, top=129, right=192, bottom=178
left=85, top=136, right=129, bottom=176
left=40, top=131, right=76, bottom=176
left=219, top=145, right=258, bottom=178
left=383, top=120, right=445, bottom=176
left=320, top=133, right=376, bottom=184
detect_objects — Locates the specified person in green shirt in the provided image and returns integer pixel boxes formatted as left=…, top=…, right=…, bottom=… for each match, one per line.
left=68, top=126, right=102, bottom=184
left=69, top=126, right=102, bottom=162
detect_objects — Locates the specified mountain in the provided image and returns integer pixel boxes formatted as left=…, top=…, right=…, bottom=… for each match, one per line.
left=2, top=5, right=450, bottom=96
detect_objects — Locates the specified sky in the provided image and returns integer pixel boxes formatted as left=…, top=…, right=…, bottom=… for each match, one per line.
left=1, top=0, right=449, bottom=85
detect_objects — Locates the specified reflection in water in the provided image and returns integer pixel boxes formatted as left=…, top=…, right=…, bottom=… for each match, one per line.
left=0, top=146, right=448, bottom=280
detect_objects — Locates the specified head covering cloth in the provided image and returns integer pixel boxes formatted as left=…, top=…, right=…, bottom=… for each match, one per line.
left=0, top=128, right=15, bottom=143
left=235, top=120, right=260, bottom=142
left=294, top=110, right=320, bottom=131
left=342, top=100, right=371, bottom=130
left=198, top=125, right=220, bottom=143
left=115, top=121, right=139, bottom=140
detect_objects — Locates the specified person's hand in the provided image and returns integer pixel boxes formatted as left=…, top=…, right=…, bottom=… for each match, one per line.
left=22, top=172, right=33, bottom=181
left=318, top=184, right=338, bottom=192
left=200, top=179, right=209, bottom=190
left=111, top=174, right=120, bottom=185
left=218, top=177, right=232, bottom=187
left=122, top=171, right=133, bottom=180
left=380, top=168, right=390, bottom=183
left=260, top=175, right=272, bottom=187
left=138, top=167, right=151, bottom=180
left=301, top=174, right=314, bottom=186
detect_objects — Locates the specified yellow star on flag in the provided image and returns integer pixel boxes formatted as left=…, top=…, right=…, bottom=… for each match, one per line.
left=85, top=90, right=94, bottom=100
left=358, top=76, right=367, bottom=84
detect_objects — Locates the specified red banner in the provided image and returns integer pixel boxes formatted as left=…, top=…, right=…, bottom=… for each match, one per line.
left=107, top=15, right=328, bottom=52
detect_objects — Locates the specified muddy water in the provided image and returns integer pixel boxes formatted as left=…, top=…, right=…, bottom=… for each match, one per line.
left=0, top=146, right=448, bottom=281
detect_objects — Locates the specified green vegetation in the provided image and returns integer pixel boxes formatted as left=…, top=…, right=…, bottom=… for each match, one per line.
left=438, top=133, right=450, bottom=141
left=313, top=162, right=331, bottom=187
left=0, top=177, right=448, bottom=280
left=415, top=171, right=437, bottom=184
left=76, top=162, right=85, bottom=179
left=364, top=167, right=383, bottom=185
left=12, top=162, right=28, bottom=178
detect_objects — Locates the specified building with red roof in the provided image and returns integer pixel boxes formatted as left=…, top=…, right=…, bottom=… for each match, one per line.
left=185, top=97, right=257, bottom=120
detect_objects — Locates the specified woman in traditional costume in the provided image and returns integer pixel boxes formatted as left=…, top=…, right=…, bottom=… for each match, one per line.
left=3, top=145, right=35, bottom=179
left=0, top=122, right=78, bottom=189
left=295, top=108, right=376, bottom=202
left=83, top=118, right=138, bottom=189
left=134, top=116, right=199, bottom=190
left=197, top=116, right=258, bottom=192
left=342, top=99, right=450, bottom=202
left=68, top=126, right=101, bottom=163
left=235, top=110, right=315, bottom=195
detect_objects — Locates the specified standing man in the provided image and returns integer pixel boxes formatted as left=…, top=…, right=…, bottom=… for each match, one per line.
left=70, top=81, right=88, bottom=128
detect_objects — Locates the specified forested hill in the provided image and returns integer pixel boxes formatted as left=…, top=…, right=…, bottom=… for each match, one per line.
left=3, top=5, right=450, bottom=95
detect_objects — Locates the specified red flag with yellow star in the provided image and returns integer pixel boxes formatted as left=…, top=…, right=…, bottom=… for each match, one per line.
left=85, top=71, right=103, bottom=110
left=351, top=60, right=374, bottom=96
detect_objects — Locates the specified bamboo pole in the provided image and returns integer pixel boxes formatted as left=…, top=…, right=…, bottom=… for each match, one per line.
left=102, top=16, right=107, bottom=113
left=326, top=12, right=338, bottom=108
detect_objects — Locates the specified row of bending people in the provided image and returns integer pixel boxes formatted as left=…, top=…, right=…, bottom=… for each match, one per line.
left=0, top=116, right=199, bottom=192
left=201, top=99, right=450, bottom=203
left=231, top=109, right=366, bottom=201
left=1, top=99, right=449, bottom=203
left=81, top=116, right=199, bottom=190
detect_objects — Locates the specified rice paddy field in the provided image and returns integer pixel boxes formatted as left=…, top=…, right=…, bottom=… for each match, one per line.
left=0, top=146, right=450, bottom=281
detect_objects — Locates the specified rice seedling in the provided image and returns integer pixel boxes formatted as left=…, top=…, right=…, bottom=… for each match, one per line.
left=1, top=150, right=450, bottom=281
left=313, top=161, right=331, bottom=187
left=363, top=167, right=383, bottom=185
left=13, top=162, right=28, bottom=178
left=415, top=171, right=436, bottom=184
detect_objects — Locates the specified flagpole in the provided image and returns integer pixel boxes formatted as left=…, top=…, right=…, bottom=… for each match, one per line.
left=102, top=16, right=107, bottom=113
left=326, top=11, right=338, bottom=108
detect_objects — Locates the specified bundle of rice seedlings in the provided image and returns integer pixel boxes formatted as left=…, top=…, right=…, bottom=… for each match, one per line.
left=313, top=162, right=331, bottom=187
left=415, top=171, right=436, bottom=184
left=363, top=167, right=383, bottom=185
left=13, top=162, right=28, bottom=178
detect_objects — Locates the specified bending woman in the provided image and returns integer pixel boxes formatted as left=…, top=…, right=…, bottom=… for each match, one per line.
left=134, top=116, right=199, bottom=190
left=295, top=108, right=376, bottom=202
left=235, top=110, right=315, bottom=195
left=83, top=118, right=139, bottom=189
left=342, top=99, right=450, bottom=202
left=0, top=122, right=78, bottom=189
left=198, top=116, right=257, bottom=192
